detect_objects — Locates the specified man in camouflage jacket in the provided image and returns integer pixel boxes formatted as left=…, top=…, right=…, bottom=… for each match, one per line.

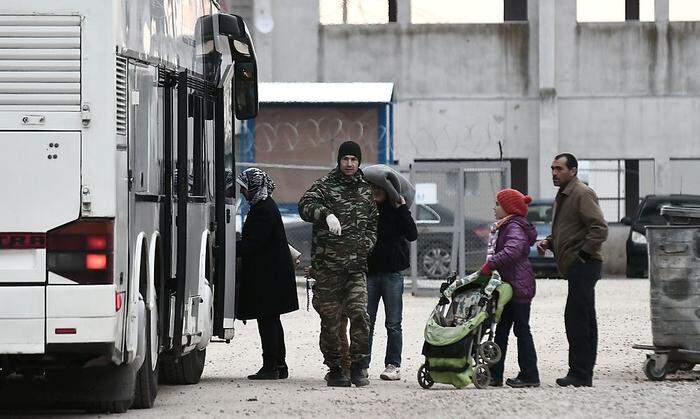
left=299, top=140, right=378, bottom=387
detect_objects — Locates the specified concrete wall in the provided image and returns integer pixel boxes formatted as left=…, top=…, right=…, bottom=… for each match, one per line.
left=250, top=0, right=700, bottom=202
left=244, top=0, right=700, bottom=275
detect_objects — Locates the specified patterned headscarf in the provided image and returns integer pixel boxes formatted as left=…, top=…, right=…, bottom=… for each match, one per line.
left=236, top=168, right=275, bottom=205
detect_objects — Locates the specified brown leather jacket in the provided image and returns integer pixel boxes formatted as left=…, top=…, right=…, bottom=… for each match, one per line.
left=547, top=177, right=608, bottom=276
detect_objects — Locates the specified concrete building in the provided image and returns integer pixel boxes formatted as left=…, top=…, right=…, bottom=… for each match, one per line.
left=223, top=0, right=700, bottom=205
left=221, top=0, right=700, bottom=274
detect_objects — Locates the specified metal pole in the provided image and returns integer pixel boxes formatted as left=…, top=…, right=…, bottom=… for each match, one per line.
left=410, top=163, right=418, bottom=295
left=458, top=168, right=466, bottom=277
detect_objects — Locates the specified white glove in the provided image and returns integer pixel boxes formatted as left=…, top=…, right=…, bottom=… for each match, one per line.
left=325, top=214, right=342, bottom=236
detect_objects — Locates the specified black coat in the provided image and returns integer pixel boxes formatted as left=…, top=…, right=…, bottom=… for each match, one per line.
left=367, top=202, right=418, bottom=274
left=236, top=197, right=298, bottom=320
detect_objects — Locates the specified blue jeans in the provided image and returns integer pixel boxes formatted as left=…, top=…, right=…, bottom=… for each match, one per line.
left=364, top=272, right=403, bottom=368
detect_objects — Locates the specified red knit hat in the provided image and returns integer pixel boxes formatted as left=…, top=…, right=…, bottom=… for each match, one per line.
left=496, top=189, right=532, bottom=217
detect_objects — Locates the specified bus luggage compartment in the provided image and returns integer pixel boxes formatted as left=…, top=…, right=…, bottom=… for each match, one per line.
left=0, top=286, right=45, bottom=353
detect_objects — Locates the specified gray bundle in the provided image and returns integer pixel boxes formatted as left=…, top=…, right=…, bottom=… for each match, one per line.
left=363, top=164, right=416, bottom=208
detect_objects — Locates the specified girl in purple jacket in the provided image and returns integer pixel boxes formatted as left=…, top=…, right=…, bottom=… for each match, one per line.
left=480, top=188, right=540, bottom=388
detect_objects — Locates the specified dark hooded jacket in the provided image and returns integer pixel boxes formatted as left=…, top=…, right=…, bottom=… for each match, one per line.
left=236, top=197, right=299, bottom=320
left=487, top=216, right=538, bottom=303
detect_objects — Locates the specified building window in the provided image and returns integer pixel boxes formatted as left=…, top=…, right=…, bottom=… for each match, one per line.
left=577, top=0, right=654, bottom=22
left=670, top=0, right=700, bottom=21
left=579, top=159, right=655, bottom=222
left=412, top=0, right=504, bottom=24
left=320, top=0, right=389, bottom=24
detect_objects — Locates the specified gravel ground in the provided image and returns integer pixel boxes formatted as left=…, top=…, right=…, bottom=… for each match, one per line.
left=12, top=279, right=700, bottom=418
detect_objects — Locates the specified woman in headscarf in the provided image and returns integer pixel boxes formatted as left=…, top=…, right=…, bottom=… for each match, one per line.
left=236, top=168, right=299, bottom=380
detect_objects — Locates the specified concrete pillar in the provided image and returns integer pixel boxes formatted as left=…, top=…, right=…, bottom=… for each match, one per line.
left=538, top=92, right=558, bottom=198
left=527, top=0, right=540, bottom=25
left=266, top=0, right=319, bottom=81
left=397, top=0, right=411, bottom=26
left=253, top=0, right=274, bottom=81
left=536, top=0, right=558, bottom=199
left=655, top=0, right=669, bottom=23
left=538, top=0, right=555, bottom=91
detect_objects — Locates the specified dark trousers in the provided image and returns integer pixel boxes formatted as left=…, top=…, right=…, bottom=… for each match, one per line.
left=364, top=272, right=404, bottom=368
left=491, top=301, right=539, bottom=382
left=257, top=315, right=286, bottom=369
left=311, top=270, right=369, bottom=367
left=565, top=259, right=602, bottom=380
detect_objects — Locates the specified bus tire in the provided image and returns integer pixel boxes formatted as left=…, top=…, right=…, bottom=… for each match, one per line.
left=85, top=399, right=132, bottom=414
left=132, top=295, right=159, bottom=408
left=160, top=348, right=206, bottom=385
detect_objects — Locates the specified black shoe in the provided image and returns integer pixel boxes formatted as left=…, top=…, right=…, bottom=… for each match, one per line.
left=489, top=378, right=503, bottom=387
left=247, top=367, right=279, bottom=380
left=350, top=363, right=370, bottom=387
left=327, top=366, right=351, bottom=387
left=506, top=377, right=540, bottom=388
left=555, top=375, right=592, bottom=387
left=278, top=364, right=289, bottom=379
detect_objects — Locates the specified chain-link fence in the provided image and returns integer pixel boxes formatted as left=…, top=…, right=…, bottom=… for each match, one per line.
left=235, top=160, right=509, bottom=289
left=409, top=161, right=510, bottom=295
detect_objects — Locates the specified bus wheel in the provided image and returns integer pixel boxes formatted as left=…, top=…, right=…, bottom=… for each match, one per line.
left=132, top=292, right=159, bottom=408
left=85, top=399, right=131, bottom=414
left=161, top=348, right=206, bottom=385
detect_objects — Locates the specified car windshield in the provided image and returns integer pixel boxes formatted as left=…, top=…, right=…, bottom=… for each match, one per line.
left=639, top=200, right=700, bottom=224
left=527, top=203, right=553, bottom=224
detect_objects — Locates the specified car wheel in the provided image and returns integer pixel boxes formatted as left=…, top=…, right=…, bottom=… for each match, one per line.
left=419, top=242, right=453, bottom=279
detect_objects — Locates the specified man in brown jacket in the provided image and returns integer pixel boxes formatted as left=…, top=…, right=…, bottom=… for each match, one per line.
left=537, top=153, right=608, bottom=387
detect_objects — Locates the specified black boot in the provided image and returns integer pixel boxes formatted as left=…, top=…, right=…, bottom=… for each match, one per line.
left=247, top=367, right=279, bottom=380
left=350, top=363, right=369, bottom=387
left=278, top=364, right=289, bottom=379
left=555, top=375, right=592, bottom=387
left=327, top=366, right=351, bottom=387
left=506, top=377, right=540, bottom=388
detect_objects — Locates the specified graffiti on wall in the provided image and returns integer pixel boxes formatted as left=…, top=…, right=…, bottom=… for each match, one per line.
left=247, top=106, right=388, bottom=166
left=244, top=106, right=390, bottom=204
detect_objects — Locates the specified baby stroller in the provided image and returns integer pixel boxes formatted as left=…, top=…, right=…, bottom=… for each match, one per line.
left=418, top=271, right=512, bottom=389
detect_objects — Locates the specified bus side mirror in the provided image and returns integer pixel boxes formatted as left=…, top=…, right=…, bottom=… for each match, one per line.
left=234, top=61, right=258, bottom=120
left=620, top=216, right=632, bottom=225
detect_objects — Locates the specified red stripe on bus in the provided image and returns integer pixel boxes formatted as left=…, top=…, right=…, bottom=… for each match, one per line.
left=0, top=233, right=46, bottom=249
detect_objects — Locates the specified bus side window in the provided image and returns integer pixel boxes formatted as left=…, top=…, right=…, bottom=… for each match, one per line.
left=191, top=95, right=205, bottom=197
left=131, top=65, right=158, bottom=193
left=205, top=100, right=215, bottom=200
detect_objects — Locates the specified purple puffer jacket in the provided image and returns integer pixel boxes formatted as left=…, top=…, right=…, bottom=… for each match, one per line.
left=487, top=216, right=538, bottom=303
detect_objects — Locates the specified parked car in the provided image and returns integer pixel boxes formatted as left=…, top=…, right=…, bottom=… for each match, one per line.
left=622, top=194, right=700, bottom=278
left=526, top=199, right=560, bottom=278
left=282, top=203, right=491, bottom=279
left=414, top=203, right=491, bottom=279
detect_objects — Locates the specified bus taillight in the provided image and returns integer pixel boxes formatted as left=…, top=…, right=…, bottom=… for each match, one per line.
left=47, top=219, right=114, bottom=284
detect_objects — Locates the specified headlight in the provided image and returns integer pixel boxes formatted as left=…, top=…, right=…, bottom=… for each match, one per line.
left=631, top=231, right=647, bottom=245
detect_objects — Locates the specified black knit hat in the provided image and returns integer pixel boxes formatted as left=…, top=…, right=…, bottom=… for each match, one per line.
left=337, top=140, right=362, bottom=165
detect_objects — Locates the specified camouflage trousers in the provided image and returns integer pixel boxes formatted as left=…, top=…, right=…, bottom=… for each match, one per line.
left=312, top=269, right=370, bottom=367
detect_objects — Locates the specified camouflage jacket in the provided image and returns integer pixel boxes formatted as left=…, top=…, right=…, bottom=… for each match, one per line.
left=299, top=168, right=378, bottom=273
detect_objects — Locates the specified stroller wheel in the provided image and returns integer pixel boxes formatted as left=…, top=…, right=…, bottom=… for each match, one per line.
left=643, top=358, right=667, bottom=381
left=473, top=364, right=491, bottom=389
left=478, top=341, right=502, bottom=366
left=417, top=364, right=434, bottom=389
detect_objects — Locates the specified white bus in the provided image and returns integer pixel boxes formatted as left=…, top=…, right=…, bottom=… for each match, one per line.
left=0, top=0, right=257, bottom=413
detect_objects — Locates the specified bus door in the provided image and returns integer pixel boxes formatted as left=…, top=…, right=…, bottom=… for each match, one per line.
left=213, top=64, right=236, bottom=341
